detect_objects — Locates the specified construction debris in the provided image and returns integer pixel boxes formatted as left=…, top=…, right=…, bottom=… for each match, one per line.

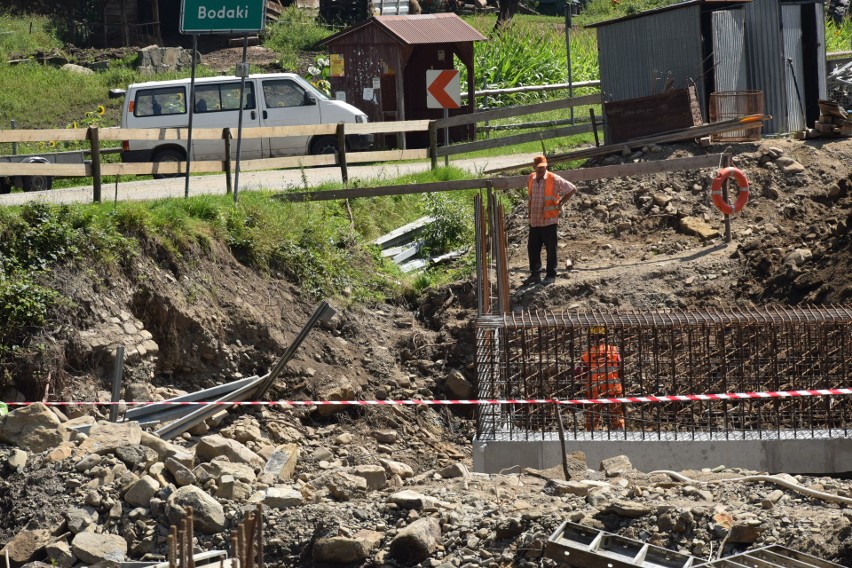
left=806, top=99, right=852, bottom=138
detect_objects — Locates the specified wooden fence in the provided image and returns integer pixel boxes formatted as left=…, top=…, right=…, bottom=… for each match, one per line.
left=0, top=91, right=601, bottom=202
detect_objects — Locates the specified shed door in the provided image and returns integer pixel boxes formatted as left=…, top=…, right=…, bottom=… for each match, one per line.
left=711, top=10, right=747, bottom=91
left=781, top=4, right=806, bottom=131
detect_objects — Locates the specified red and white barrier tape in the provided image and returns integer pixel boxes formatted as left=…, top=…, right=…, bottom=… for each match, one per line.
left=5, top=387, right=852, bottom=407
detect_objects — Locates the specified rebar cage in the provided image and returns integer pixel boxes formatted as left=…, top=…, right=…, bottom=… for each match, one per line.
left=476, top=306, right=852, bottom=441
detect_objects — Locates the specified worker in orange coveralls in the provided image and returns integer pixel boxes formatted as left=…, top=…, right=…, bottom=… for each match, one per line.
left=578, top=326, right=625, bottom=430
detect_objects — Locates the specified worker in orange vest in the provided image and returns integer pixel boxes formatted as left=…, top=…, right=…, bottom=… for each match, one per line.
left=523, top=155, right=577, bottom=286
left=578, top=326, right=625, bottom=430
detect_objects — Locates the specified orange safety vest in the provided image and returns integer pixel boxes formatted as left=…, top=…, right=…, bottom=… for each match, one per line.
left=528, top=172, right=560, bottom=220
left=580, top=344, right=622, bottom=389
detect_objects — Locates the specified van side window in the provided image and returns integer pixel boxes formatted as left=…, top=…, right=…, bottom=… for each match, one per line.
left=221, top=83, right=255, bottom=111
left=135, top=87, right=186, bottom=117
left=263, top=79, right=308, bottom=108
left=194, top=84, right=221, bottom=113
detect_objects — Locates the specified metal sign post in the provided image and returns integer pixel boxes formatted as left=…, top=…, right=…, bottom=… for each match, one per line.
left=179, top=0, right=265, bottom=200
left=565, top=4, right=574, bottom=125
left=426, top=69, right=460, bottom=168
left=184, top=33, right=198, bottom=199
left=233, top=42, right=249, bottom=206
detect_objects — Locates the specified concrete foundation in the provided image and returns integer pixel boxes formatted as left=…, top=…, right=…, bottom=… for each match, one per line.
left=472, top=430, right=852, bottom=474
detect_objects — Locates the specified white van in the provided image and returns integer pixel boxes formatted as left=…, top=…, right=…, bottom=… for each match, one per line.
left=120, top=73, right=372, bottom=175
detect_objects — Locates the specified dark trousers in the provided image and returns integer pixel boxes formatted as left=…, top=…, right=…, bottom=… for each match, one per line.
left=528, top=224, right=558, bottom=278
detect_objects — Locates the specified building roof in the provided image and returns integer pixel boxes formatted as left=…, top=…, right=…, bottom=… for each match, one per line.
left=585, top=0, right=751, bottom=28
left=320, top=13, right=486, bottom=46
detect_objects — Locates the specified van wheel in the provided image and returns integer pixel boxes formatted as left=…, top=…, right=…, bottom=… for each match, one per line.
left=152, top=148, right=185, bottom=179
left=311, top=136, right=339, bottom=155
left=22, top=175, right=52, bottom=192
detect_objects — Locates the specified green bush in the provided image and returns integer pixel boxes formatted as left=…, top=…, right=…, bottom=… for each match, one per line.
left=420, top=193, right=473, bottom=256
left=0, top=274, right=60, bottom=344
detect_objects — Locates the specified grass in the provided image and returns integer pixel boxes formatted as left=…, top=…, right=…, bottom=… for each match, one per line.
left=825, top=17, right=852, bottom=52
left=262, top=6, right=337, bottom=71
left=0, top=12, right=61, bottom=61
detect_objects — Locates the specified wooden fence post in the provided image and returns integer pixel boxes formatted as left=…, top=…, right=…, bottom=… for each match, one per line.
left=429, top=121, right=438, bottom=170
left=88, top=126, right=102, bottom=203
left=722, top=150, right=732, bottom=242
left=223, top=128, right=232, bottom=195
left=336, top=122, right=348, bottom=184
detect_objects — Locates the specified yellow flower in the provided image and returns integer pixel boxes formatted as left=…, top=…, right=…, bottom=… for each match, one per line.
left=97, top=105, right=105, bottom=115
left=72, top=121, right=78, bottom=129
left=49, top=140, right=56, bottom=147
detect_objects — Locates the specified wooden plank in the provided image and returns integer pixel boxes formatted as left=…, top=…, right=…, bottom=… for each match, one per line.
left=373, top=216, right=434, bottom=249
left=484, top=116, right=767, bottom=174
left=347, top=148, right=429, bottom=163
left=240, top=154, right=337, bottom=170
left=0, top=128, right=88, bottom=143
left=354, top=120, right=431, bottom=134
left=436, top=93, right=602, bottom=129
left=555, top=154, right=723, bottom=182
left=278, top=178, right=488, bottom=202
left=0, top=162, right=89, bottom=176
left=99, top=120, right=429, bottom=142
left=100, top=159, right=226, bottom=176
left=461, top=80, right=601, bottom=99
left=278, top=153, right=727, bottom=202
left=439, top=122, right=593, bottom=156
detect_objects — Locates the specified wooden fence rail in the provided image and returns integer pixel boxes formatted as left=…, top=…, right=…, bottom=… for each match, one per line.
left=0, top=92, right=602, bottom=202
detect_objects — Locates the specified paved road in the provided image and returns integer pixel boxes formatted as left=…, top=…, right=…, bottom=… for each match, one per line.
left=0, top=156, right=528, bottom=206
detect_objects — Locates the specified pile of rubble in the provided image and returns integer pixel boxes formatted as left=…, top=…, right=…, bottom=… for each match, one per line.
left=0, top=402, right=850, bottom=567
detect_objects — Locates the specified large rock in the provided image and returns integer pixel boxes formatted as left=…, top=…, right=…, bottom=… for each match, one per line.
left=0, top=403, right=70, bottom=453
left=140, top=431, right=194, bottom=468
left=388, top=517, right=441, bottom=564
left=679, top=216, right=721, bottom=241
left=0, top=529, right=51, bottom=566
left=262, top=444, right=299, bottom=482
left=124, top=475, right=160, bottom=507
left=77, top=421, right=142, bottom=456
left=70, top=532, right=127, bottom=564
left=195, top=434, right=264, bottom=469
left=194, top=458, right=257, bottom=484
left=315, top=377, right=356, bottom=417
left=379, top=459, right=414, bottom=479
left=444, top=370, right=475, bottom=399
left=387, top=490, right=441, bottom=510
left=135, top=45, right=197, bottom=74
left=258, top=486, right=303, bottom=509
left=313, top=530, right=382, bottom=564
left=166, top=486, right=226, bottom=534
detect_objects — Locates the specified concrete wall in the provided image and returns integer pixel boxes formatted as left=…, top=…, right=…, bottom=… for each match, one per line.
left=473, top=435, right=852, bottom=475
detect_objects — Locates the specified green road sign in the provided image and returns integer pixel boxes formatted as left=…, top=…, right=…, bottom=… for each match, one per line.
left=180, top=0, right=266, bottom=34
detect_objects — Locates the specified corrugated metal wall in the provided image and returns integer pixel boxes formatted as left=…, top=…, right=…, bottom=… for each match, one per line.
left=814, top=3, right=828, bottom=100
left=597, top=5, right=705, bottom=106
left=743, top=0, right=786, bottom=133
left=782, top=4, right=806, bottom=131
left=712, top=10, right=748, bottom=91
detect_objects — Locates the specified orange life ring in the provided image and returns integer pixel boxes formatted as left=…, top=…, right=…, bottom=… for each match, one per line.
left=710, top=167, right=750, bottom=215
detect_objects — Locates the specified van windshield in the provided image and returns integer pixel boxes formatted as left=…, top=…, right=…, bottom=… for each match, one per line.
left=300, top=81, right=329, bottom=101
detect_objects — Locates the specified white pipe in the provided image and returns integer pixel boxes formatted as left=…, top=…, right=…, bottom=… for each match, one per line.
left=651, top=470, right=852, bottom=505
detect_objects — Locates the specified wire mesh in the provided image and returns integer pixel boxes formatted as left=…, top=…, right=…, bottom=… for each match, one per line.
left=476, top=307, right=852, bottom=441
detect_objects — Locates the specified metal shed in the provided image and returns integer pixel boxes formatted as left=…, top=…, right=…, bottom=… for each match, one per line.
left=588, top=0, right=827, bottom=135
left=320, top=13, right=486, bottom=148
